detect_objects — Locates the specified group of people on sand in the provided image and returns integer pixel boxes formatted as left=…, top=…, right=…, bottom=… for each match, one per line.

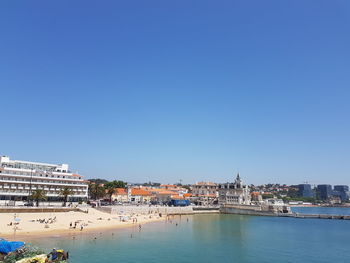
left=69, top=221, right=86, bottom=231
left=36, top=216, right=56, bottom=224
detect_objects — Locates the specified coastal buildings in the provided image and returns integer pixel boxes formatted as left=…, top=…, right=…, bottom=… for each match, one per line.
left=191, top=182, right=218, bottom=196
left=298, top=184, right=315, bottom=198
left=333, top=185, right=350, bottom=201
left=129, top=188, right=152, bottom=203
left=0, top=156, right=88, bottom=205
left=111, top=188, right=128, bottom=203
left=218, top=174, right=251, bottom=205
left=191, top=182, right=218, bottom=206
left=317, top=185, right=333, bottom=200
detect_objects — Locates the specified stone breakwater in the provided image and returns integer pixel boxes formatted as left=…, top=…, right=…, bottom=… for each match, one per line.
left=220, top=205, right=350, bottom=220
left=96, top=205, right=220, bottom=215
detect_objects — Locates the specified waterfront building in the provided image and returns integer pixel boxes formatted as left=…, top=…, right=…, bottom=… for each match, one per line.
left=191, top=182, right=218, bottom=206
left=111, top=188, right=128, bottom=203
left=251, top=191, right=263, bottom=202
left=333, top=185, right=350, bottom=201
left=154, top=190, right=178, bottom=204
left=317, top=184, right=333, bottom=200
left=191, top=182, right=218, bottom=196
left=298, top=184, right=315, bottom=198
left=160, top=184, right=188, bottom=195
left=218, top=174, right=251, bottom=205
left=128, top=188, right=152, bottom=203
left=0, top=156, right=88, bottom=205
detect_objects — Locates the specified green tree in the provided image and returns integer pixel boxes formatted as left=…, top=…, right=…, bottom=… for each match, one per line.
left=106, top=187, right=116, bottom=203
left=30, top=189, right=47, bottom=207
left=262, top=194, right=275, bottom=199
left=104, top=180, right=126, bottom=189
left=89, top=183, right=105, bottom=200
left=88, top=178, right=109, bottom=185
left=59, top=187, right=73, bottom=207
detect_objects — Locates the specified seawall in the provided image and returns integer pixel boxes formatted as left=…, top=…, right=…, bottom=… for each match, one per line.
left=96, top=205, right=220, bottom=215
left=0, top=207, right=81, bottom=213
left=220, top=205, right=350, bottom=220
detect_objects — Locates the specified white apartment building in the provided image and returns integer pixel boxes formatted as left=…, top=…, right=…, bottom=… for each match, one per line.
left=192, top=182, right=218, bottom=197
left=0, top=156, right=88, bottom=205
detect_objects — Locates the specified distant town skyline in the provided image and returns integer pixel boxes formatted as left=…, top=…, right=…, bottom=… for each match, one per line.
left=1, top=1, right=349, bottom=185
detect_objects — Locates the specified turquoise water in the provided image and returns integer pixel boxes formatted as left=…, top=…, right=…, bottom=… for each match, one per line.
left=292, top=206, right=350, bottom=215
left=30, top=212, right=350, bottom=263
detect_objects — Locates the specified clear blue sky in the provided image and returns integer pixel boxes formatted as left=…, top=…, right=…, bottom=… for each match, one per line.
left=1, top=1, right=349, bottom=185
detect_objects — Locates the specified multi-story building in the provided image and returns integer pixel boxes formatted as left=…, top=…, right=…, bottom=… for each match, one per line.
left=191, top=182, right=218, bottom=196
left=218, top=174, right=251, bottom=205
left=333, top=185, right=349, bottom=201
left=191, top=182, right=218, bottom=205
left=127, top=188, right=152, bottom=204
left=317, top=184, right=333, bottom=200
left=111, top=188, right=128, bottom=203
left=298, top=184, right=315, bottom=198
left=0, top=156, right=88, bottom=205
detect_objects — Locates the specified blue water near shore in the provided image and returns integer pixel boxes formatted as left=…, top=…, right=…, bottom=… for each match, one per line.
left=31, top=210, right=350, bottom=263
left=292, top=206, right=350, bottom=215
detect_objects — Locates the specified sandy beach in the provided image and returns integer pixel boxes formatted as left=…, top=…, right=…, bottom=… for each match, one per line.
left=0, top=208, right=165, bottom=240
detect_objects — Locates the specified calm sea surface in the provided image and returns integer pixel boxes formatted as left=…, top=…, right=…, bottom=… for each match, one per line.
left=31, top=210, right=350, bottom=263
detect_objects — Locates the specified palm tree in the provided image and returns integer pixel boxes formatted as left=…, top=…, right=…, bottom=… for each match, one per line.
left=89, top=183, right=105, bottom=200
left=30, top=189, right=47, bottom=207
left=106, top=187, right=116, bottom=203
left=59, top=187, right=73, bottom=207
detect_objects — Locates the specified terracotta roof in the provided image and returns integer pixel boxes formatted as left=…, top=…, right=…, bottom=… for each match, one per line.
left=148, top=188, right=164, bottom=192
left=131, top=188, right=151, bottom=196
left=251, top=192, right=261, bottom=196
left=183, top=193, right=192, bottom=197
left=115, top=188, right=127, bottom=195
left=72, top=174, right=83, bottom=178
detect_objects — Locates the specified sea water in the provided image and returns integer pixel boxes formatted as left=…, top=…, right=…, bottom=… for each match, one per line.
left=30, top=211, right=350, bottom=263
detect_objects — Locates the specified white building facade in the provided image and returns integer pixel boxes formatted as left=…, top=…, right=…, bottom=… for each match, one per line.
left=218, top=174, right=251, bottom=205
left=0, top=156, right=88, bottom=205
